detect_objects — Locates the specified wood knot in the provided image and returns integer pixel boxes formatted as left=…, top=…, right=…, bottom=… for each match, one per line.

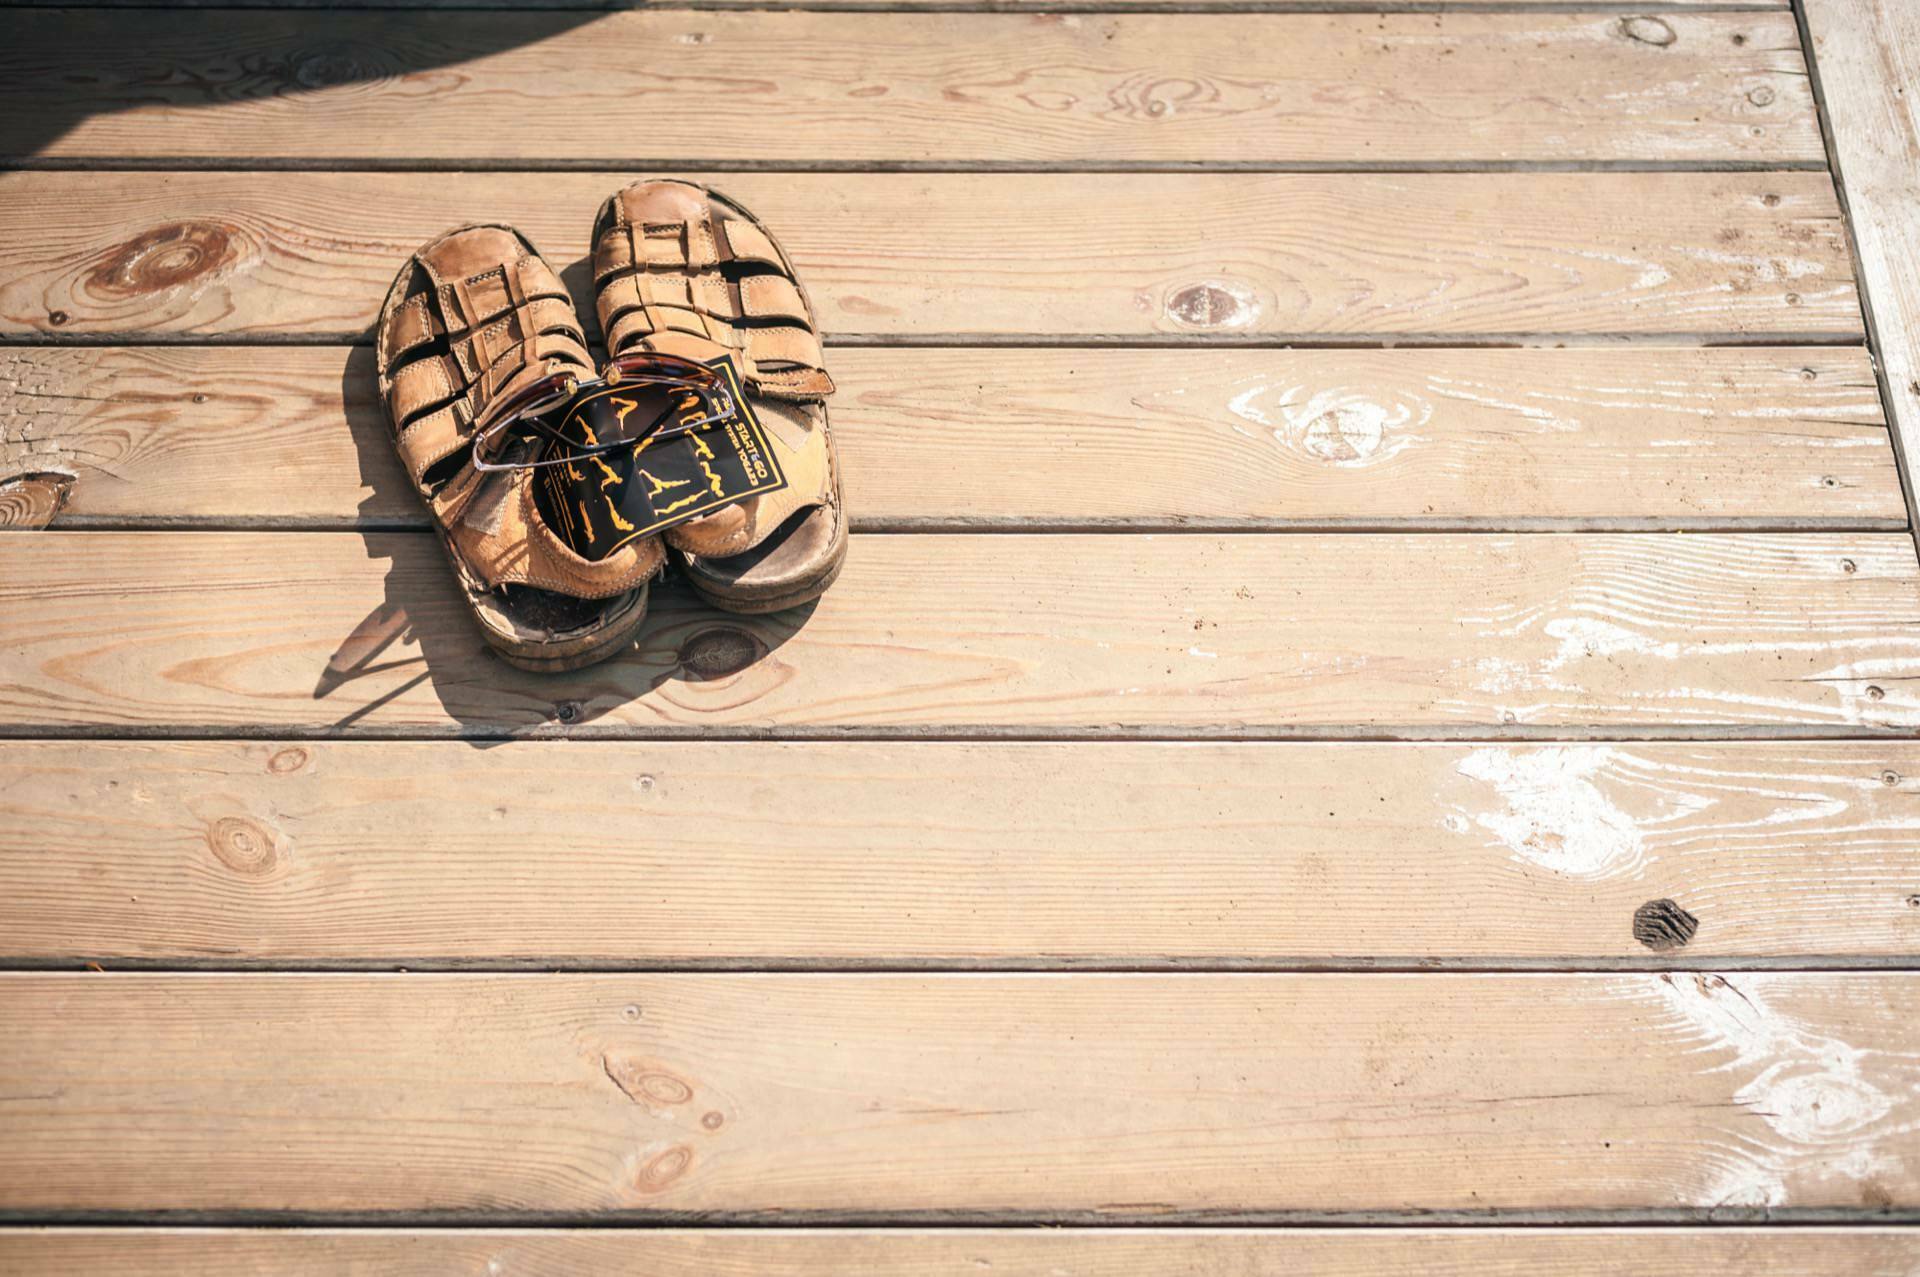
left=266, top=746, right=310, bottom=775
left=677, top=627, right=766, bottom=681
left=1632, top=898, right=1698, bottom=951
left=1300, top=406, right=1386, bottom=463
left=604, top=1053, right=696, bottom=1107
left=1165, top=281, right=1256, bottom=331
left=287, top=42, right=388, bottom=90
left=635, top=1144, right=693, bottom=1194
left=206, top=815, right=280, bottom=876
left=1617, top=16, right=1677, bottom=46
left=1112, top=74, right=1212, bottom=122
left=701, top=1110, right=726, bottom=1130
left=86, top=221, right=241, bottom=299
left=0, top=471, right=75, bottom=530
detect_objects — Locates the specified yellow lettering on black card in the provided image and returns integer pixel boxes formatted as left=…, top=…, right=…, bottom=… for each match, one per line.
left=531, top=356, right=790, bottom=561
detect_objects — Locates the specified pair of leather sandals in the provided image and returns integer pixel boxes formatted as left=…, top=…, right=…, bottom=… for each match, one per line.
left=376, top=180, right=846, bottom=672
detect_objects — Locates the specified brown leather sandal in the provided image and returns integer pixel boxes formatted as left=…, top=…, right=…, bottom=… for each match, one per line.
left=376, top=224, right=664, bottom=672
left=591, top=180, right=846, bottom=614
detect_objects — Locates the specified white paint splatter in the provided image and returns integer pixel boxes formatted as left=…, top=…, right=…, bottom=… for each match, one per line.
left=1620, top=974, right=1919, bottom=1208
left=1227, top=385, right=1275, bottom=428
left=1187, top=646, right=1217, bottom=659
left=1674, top=246, right=1829, bottom=281
left=1259, top=384, right=1430, bottom=468
left=1560, top=245, right=1675, bottom=291
left=1453, top=746, right=1648, bottom=879
left=1429, top=377, right=1574, bottom=428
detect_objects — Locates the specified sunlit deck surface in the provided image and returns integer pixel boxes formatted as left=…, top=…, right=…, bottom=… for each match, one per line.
left=1, top=0, right=1919, bottom=1269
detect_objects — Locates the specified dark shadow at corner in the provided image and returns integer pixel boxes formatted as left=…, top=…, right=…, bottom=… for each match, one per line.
left=5, top=9, right=614, bottom=164
left=317, top=346, right=817, bottom=748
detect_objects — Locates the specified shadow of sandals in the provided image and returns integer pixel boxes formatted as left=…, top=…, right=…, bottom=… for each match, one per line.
left=0, top=10, right=826, bottom=734
left=2, top=9, right=613, bottom=162
left=318, top=348, right=820, bottom=743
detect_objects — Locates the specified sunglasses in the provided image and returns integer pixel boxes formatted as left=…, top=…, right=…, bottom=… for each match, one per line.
left=470, top=351, right=739, bottom=473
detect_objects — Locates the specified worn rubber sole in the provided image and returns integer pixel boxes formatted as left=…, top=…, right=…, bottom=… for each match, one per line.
left=484, top=588, right=652, bottom=673
left=681, top=528, right=847, bottom=615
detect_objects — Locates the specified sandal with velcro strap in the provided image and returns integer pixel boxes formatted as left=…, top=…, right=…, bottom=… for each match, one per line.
left=376, top=224, right=663, bottom=672
left=591, top=179, right=847, bottom=614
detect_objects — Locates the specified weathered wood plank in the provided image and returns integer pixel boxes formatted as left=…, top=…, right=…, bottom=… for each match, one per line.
left=1806, top=0, right=1920, bottom=546
left=1, top=1228, right=1914, bottom=1275
left=2, top=346, right=1901, bottom=528
left=0, top=532, right=1915, bottom=735
left=0, top=172, right=1857, bottom=339
left=3, top=741, right=1916, bottom=964
left=2, top=973, right=1916, bottom=1214
left=0, top=12, right=1821, bottom=164
left=0, top=0, right=1801, bottom=9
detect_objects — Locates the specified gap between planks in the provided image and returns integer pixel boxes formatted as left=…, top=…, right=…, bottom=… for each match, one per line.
left=0, top=1210, right=1917, bottom=1226
left=0, top=334, right=1877, bottom=348
left=0, top=160, right=1839, bottom=173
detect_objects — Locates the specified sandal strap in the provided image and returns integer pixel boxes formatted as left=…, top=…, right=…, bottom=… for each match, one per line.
left=448, top=296, right=584, bottom=383
left=378, top=293, right=444, bottom=367
left=394, top=402, right=471, bottom=488
left=594, top=193, right=835, bottom=403
left=432, top=465, right=664, bottom=599
left=378, top=227, right=594, bottom=498
left=386, top=352, right=463, bottom=431
left=438, top=255, right=571, bottom=332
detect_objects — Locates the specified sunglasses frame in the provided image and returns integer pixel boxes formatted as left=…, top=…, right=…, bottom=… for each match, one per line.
left=470, top=351, right=739, bottom=473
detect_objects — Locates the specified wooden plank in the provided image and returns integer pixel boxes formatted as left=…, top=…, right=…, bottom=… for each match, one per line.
left=0, top=532, right=1915, bottom=736
left=0, top=0, right=1801, bottom=9
left=0, top=12, right=1821, bottom=165
left=0, top=172, right=1858, bottom=339
left=2, top=973, right=1917, bottom=1214
left=2, top=346, right=1902, bottom=529
left=3, top=740, right=1917, bottom=964
left=1806, top=0, right=1920, bottom=545
left=1, top=1228, right=1915, bottom=1275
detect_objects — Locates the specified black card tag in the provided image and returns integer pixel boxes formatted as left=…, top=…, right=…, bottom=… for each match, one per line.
left=534, top=357, right=786, bottom=560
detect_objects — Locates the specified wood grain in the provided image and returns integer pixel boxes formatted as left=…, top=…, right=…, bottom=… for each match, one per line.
left=3, top=531, right=1917, bottom=736
left=3, top=740, right=1917, bottom=964
left=0, top=0, right=1801, bottom=10
left=3, top=973, right=1918, bottom=1214
left=1806, top=0, right=1920, bottom=544
left=2, top=1228, right=1916, bottom=1276
left=0, top=12, right=1821, bottom=164
left=0, top=172, right=1858, bottom=339
left=2, top=346, right=1902, bottom=529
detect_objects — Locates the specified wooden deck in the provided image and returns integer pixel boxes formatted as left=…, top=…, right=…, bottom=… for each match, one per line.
left=2, top=0, right=1919, bottom=1269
